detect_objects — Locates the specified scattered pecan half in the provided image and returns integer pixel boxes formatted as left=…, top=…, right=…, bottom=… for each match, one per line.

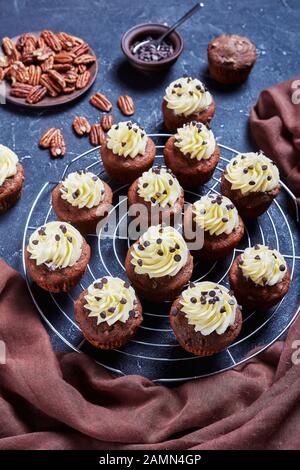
left=73, top=116, right=91, bottom=136
left=76, top=70, right=90, bottom=89
left=28, top=65, right=41, bottom=86
left=100, top=114, right=114, bottom=131
left=39, top=128, right=59, bottom=148
left=26, top=85, right=47, bottom=104
left=10, top=82, right=33, bottom=98
left=50, top=129, right=66, bottom=157
left=118, top=95, right=135, bottom=116
left=41, top=30, right=62, bottom=52
left=90, top=124, right=106, bottom=146
left=90, top=92, right=112, bottom=112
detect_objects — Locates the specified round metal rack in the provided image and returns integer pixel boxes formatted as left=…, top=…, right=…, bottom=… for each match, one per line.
left=22, top=135, right=300, bottom=383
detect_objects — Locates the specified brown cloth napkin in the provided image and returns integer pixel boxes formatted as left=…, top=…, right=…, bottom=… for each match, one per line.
left=250, top=76, right=300, bottom=205
left=0, top=259, right=299, bottom=450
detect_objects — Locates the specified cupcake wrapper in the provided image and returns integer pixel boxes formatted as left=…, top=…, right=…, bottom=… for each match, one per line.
left=0, top=187, right=22, bottom=212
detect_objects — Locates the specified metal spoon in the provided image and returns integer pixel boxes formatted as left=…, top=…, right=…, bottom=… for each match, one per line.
left=132, top=3, right=204, bottom=54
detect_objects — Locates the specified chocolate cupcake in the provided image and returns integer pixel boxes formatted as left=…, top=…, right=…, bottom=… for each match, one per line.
left=170, top=281, right=242, bottom=356
left=101, top=121, right=156, bottom=184
left=25, top=221, right=91, bottom=293
left=229, top=245, right=290, bottom=310
left=0, top=144, right=24, bottom=212
left=162, top=77, right=215, bottom=132
left=208, top=34, right=256, bottom=84
left=184, top=194, right=244, bottom=260
left=127, top=166, right=184, bottom=226
left=74, top=276, right=143, bottom=349
left=221, top=151, right=280, bottom=219
left=163, top=121, right=220, bottom=188
left=52, top=170, right=113, bottom=235
left=125, top=224, right=193, bottom=303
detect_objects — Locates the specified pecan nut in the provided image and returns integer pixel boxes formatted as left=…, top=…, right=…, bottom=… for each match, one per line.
left=63, top=85, right=76, bottom=93
left=73, top=116, right=91, bottom=136
left=74, top=53, right=96, bottom=65
left=39, top=128, right=59, bottom=148
left=28, top=65, right=41, bottom=86
left=56, top=32, right=75, bottom=51
left=41, top=30, right=62, bottom=52
left=53, top=63, right=72, bottom=72
left=41, top=56, right=54, bottom=72
left=100, top=114, right=114, bottom=131
left=10, top=82, right=33, bottom=98
left=89, top=124, right=106, bottom=146
left=54, top=51, right=74, bottom=64
left=76, top=70, right=90, bottom=89
left=47, top=69, right=66, bottom=89
left=40, top=73, right=61, bottom=97
left=9, top=61, right=29, bottom=83
left=90, top=92, right=112, bottom=112
left=26, top=85, right=47, bottom=104
left=63, top=69, right=78, bottom=84
left=77, top=64, right=87, bottom=74
left=16, top=33, right=36, bottom=51
left=33, top=47, right=54, bottom=62
left=118, top=95, right=135, bottom=116
left=50, top=129, right=66, bottom=157
left=70, top=43, right=90, bottom=57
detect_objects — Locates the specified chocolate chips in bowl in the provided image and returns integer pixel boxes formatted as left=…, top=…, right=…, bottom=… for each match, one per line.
left=121, top=23, right=183, bottom=73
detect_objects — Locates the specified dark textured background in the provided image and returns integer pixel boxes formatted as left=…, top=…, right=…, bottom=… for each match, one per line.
left=0, top=0, right=299, bottom=350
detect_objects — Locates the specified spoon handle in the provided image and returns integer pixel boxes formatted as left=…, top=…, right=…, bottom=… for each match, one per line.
left=158, top=2, right=204, bottom=44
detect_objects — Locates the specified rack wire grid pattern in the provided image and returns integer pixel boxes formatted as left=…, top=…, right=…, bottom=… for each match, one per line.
left=22, top=134, right=300, bottom=383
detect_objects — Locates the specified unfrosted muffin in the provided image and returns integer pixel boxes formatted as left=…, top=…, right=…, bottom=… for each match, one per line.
left=162, top=77, right=215, bottom=132
left=127, top=166, right=184, bottom=226
left=183, top=194, right=244, bottom=260
left=208, top=34, right=256, bottom=84
left=229, top=245, right=290, bottom=310
left=170, top=281, right=242, bottom=356
left=221, top=151, right=280, bottom=219
left=74, top=276, right=143, bottom=349
left=125, top=224, right=193, bottom=302
left=101, top=121, right=155, bottom=183
left=163, top=121, right=220, bottom=188
left=0, top=144, right=24, bottom=212
left=25, top=221, right=91, bottom=293
left=52, top=170, right=113, bottom=234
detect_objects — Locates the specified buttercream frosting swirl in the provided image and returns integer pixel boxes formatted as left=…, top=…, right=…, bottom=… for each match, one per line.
left=27, top=221, right=83, bottom=270
left=240, top=244, right=287, bottom=286
left=225, top=151, right=280, bottom=195
left=60, top=170, right=105, bottom=209
left=131, top=225, right=188, bottom=278
left=137, top=167, right=181, bottom=208
left=106, top=121, right=147, bottom=159
left=0, top=144, right=18, bottom=187
left=180, top=281, right=237, bottom=335
left=84, top=276, right=137, bottom=326
left=174, top=122, right=216, bottom=160
left=193, top=194, right=239, bottom=236
left=164, top=77, right=212, bottom=116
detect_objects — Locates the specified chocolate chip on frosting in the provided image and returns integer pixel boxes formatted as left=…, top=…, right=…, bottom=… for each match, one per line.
left=191, top=297, right=197, bottom=304
left=279, top=264, right=286, bottom=271
left=120, top=298, right=127, bottom=304
left=32, top=240, right=39, bottom=245
left=60, top=224, right=67, bottom=233
left=55, top=234, right=60, bottom=241
left=157, top=249, right=164, bottom=256
left=174, top=254, right=181, bottom=262
left=100, top=311, right=106, bottom=319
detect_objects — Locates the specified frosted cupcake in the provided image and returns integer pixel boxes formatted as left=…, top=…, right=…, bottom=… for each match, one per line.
left=0, top=144, right=24, bottom=212
left=221, top=151, right=280, bottom=219
left=74, top=276, right=143, bottom=349
left=125, top=224, right=193, bottom=302
left=25, top=221, right=91, bottom=292
left=162, top=77, right=215, bottom=132
left=170, top=281, right=242, bottom=356
left=163, top=121, right=220, bottom=188
left=101, top=121, right=155, bottom=183
left=184, top=194, right=244, bottom=260
left=52, top=170, right=113, bottom=234
left=229, top=245, right=290, bottom=310
left=127, top=166, right=184, bottom=225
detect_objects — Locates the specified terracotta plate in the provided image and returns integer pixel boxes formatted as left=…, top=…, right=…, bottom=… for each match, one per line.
left=0, top=32, right=98, bottom=109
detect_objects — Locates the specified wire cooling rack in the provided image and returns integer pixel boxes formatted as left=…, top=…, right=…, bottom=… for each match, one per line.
left=22, top=135, right=300, bottom=383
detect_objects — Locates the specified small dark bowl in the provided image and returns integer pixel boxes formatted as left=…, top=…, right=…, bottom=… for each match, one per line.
left=121, top=23, right=184, bottom=73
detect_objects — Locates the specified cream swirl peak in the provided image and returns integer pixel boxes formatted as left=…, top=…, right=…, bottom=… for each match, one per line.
left=60, top=170, right=105, bottom=209
left=164, top=77, right=212, bottom=117
left=180, top=281, right=237, bottom=335
left=131, top=225, right=188, bottom=278
left=225, top=151, right=280, bottom=195
left=193, top=194, right=239, bottom=236
left=84, top=276, right=137, bottom=326
left=240, top=244, right=287, bottom=286
left=174, top=122, right=216, bottom=160
left=106, top=121, right=147, bottom=159
left=27, top=221, right=83, bottom=270
left=137, top=167, right=181, bottom=208
left=0, top=144, right=18, bottom=187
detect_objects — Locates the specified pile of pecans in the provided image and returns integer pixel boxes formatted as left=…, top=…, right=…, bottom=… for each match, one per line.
left=0, top=31, right=96, bottom=104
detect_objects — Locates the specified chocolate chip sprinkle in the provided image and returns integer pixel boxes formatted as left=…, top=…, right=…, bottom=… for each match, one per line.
left=174, top=254, right=181, bottom=262
left=228, top=299, right=235, bottom=305
left=142, top=182, right=148, bottom=188
left=144, top=240, right=150, bottom=247
left=222, top=217, right=228, bottom=223
left=100, top=311, right=106, bottom=319
left=108, top=307, right=115, bottom=313
left=255, top=255, right=260, bottom=260
left=243, top=168, right=248, bottom=174
left=209, top=290, right=216, bottom=297
left=279, top=264, right=286, bottom=271
left=72, top=189, right=80, bottom=199
left=262, top=165, right=268, bottom=170
left=138, top=244, right=144, bottom=251
left=267, top=175, right=272, bottom=181
left=102, top=278, right=108, bottom=284
left=55, top=234, right=60, bottom=241
left=120, top=297, right=127, bottom=304
left=249, top=180, right=255, bottom=185
left=124, top=281, right=130, bottom=288
left=94, top=282, right=103, bottom=289
left=220, top=306, right=226, bottom=313
left=60, top=225, right=67, bottom=234
left=129, top=310, right=136, bottom=318
left=157, top=249, right=164, bottom=256
left=32, top=240, right=39, bottom=245
left=169, top=247, right=176, bottom=253
left=191, top=297, right=197, bottom=304
left=156, top=238, right=162, bottom=244
left=67, top=237, right=72, bottom=243
left=137, top=259, right=143, bottom=266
